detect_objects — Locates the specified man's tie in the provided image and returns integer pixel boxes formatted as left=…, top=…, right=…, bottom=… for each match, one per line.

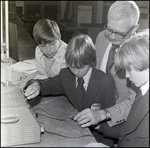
left=106, top=44, right=119, bottom=75
left=76, top=78, right=85, bottom=110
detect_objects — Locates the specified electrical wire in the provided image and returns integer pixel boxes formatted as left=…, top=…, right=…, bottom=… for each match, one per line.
left=32, top=104, right=94, bottom=139
left=32, top=106, right=73, bottom=122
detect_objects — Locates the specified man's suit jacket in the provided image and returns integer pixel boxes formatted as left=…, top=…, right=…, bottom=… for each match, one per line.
left=95, top=30, right=138, bottom=127
left=118, top=90, right=149, bottom=147
left=34, top=67, right=116, bottom=112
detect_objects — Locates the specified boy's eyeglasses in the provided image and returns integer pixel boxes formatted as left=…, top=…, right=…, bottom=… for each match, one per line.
left=104, top=24, right=134, bottom=39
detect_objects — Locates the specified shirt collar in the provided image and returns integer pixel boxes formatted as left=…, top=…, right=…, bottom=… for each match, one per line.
left=52, top=40, right=63, bottom=63
left=83, top=67, right=92, bottom=83
left=110, top=42, right=121, bottom=52
left=140, top=80, right=149, bottom=95
left=76, top=67, right=92, bottom=85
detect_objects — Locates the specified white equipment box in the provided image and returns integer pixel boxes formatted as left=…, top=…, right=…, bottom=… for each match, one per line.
left=1, top=86, right=41, bottom=147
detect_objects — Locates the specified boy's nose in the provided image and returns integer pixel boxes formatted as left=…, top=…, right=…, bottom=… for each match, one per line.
left=46, top=46, right=50, bottom=52
left=73, top=69, right=79, bottom=75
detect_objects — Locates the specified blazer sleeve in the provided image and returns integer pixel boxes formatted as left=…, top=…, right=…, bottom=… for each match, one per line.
left=106, top=82, right=138, bottom=127
left=23, top=74, right=64, bottom=97
left=37, top=74, right=65, bottom=96
left=98, top=120, right=125, bottom=139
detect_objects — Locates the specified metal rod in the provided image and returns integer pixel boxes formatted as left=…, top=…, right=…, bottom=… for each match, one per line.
left=5, top=1, right=9, bottom=59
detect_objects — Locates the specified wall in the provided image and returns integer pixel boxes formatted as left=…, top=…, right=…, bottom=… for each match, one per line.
left=136, top=1, right=149, bottom=29
left=96, top=1, right=103, bottom=24
left=74, top=1, right=101, bottom=23
left=60, top=1, right=67, bottom=20
left=14, top=1, right=149, bottom=28
left=16, top=1, right=24, bottom=15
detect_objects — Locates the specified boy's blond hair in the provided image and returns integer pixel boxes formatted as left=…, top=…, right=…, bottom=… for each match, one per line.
left=115, top=31, right=149, bottom=71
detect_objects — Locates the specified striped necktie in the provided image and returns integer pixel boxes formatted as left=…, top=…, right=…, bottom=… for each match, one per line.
left=106, top=44, right=119, bottom=75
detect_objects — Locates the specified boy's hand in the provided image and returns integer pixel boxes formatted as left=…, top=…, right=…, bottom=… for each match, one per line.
left=24, top=83, right=40, bottom=100
left=74, top=108, right=106, bottom=128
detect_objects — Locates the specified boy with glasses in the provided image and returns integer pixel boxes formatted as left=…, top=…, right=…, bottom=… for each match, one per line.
left=33, top=18, right=67, bottom=79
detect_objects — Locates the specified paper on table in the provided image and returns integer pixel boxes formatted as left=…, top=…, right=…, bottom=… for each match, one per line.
left=11, top=59, right=38, bottom=89
left=23, top=59, right=36, bottom=65
left=11, top=59, right=37, bottom=72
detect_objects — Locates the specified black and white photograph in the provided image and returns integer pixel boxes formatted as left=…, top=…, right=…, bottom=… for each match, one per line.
left=1, top=1, right=149, bottom=147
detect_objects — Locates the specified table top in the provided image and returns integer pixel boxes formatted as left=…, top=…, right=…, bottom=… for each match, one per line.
left=1, top=59, right=96, bottom=147
left=15, top=96, right=96, bottom=147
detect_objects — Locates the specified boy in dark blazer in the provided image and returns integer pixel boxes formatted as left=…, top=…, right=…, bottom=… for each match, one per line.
left=115, top=31, right=149, bottom=147
left=24, top=34, right=115, bottom=112
left=23, top=34, right=116, bottom=141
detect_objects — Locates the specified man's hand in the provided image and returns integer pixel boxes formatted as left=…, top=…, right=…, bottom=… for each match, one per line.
left=24, top=83, right=40, bottom=100
left=74, top=108, right=107, bottom=128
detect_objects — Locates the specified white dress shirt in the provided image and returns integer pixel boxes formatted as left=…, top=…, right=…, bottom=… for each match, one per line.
left=76, top=67, right=92, bottom=91
left=140, top=80, right=149, bottom=96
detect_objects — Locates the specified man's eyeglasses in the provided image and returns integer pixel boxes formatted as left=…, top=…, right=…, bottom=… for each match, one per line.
left=104, top=24, right=134, bottom=39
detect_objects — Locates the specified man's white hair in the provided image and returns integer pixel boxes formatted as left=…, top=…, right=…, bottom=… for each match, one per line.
left=108, top=1, right=140, bottom=26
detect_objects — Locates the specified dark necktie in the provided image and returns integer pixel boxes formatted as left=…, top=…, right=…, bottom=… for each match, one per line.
left=76, top=78, right=85, bottom=110
left=131, top=89, right=142, bottom=109
left=106, top=44, right=119, bottom=75
left=135, top=89, right=142, bottom=99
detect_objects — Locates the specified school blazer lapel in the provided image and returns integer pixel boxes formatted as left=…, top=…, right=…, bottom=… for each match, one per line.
left=83, top=69, right=100, bottom=108
left=63, top=74, right=80, bottom=109
left=122, top=90, right=149, bottom=136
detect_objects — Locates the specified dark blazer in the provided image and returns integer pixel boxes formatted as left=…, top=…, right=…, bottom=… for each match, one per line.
left=118, top=90, right=149, bottom=147
left=32, top=67, right=116, bottom=112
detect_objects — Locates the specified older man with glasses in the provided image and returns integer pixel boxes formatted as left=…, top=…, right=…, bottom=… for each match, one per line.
left=74, top=1, right=142, bottom=147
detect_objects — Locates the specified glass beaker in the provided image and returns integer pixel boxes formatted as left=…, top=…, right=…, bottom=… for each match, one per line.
left=1, top=59, right=13, bottom=86
left=1, top=43, right=7, bottom=62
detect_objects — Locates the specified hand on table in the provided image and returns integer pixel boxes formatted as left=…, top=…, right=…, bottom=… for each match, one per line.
left=74, top=108, right=106, bottom=128
left=24, top=83, right=40, bottom=100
